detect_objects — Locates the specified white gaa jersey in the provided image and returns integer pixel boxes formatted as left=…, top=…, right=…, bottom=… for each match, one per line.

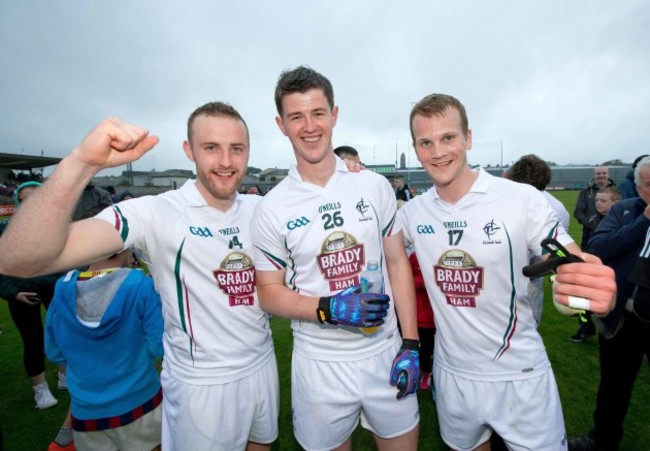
left=397, top=169, right=571, bottom=381
left=252, top=158, right=400, bottom=361
left=96, top=180, right=274, bottom=384
left=542, top=190, right=570, bottom=231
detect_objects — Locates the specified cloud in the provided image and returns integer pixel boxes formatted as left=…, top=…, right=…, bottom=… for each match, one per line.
left=1, top=0, right=648, bottom=177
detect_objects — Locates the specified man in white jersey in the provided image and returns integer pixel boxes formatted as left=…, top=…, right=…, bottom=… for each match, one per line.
left=396, top=94, right=616, bottom=451
left=506, top=154, right=571, bottom=326
left=251, top=66, right=420, bottom=451
left=0, top=102, right=279, bottom=451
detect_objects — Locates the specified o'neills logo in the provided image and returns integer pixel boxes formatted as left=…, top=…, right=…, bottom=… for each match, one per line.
left=317, top=231, right=364, bottom=291
left=434, top=249, right=484, bottom=308
left=213, top=252, right=256, bottom=307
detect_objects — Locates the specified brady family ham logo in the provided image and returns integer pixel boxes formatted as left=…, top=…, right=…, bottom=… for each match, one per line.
left=434, top=249, right=484, bottom=307
left=317, top=231, right=365, bottom=291
left=213, top=252, right=256, bottom=307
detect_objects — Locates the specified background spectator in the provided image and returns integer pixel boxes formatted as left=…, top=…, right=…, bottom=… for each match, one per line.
left=0, top=182, right=65, bottom=410
left=569, top=157, right=650, bottom=450
left=72, top=184, right=113, bottom=220
left=506, top=154, right=570, bottom=326
left=619, top=154, right=649, bottom=199
left=574, top=166, right=616, bottom=247
left=105, top=185, right=118, bottom=202
left=333, top=145, right=361, bottom=164
left=117, top=190, right=134, bottom=201
left=393, top=175, right=412, bottom=201
left=246, top=185, right=263, bottom=195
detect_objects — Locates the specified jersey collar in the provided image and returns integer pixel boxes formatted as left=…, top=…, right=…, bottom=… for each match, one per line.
left=178, top=179, right=242, bottom=214
left=429, top=167, right=491, bottom=201
left=287, top=155, right=348, bottom=183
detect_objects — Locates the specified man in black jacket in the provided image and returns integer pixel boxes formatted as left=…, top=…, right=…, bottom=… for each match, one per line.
left=393, top=175, right=412, bottom=202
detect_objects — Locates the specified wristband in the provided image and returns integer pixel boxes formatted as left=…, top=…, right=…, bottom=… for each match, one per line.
left=401, top=338, right=420, bottom=350
left=317, top=296, right=337, bottom=324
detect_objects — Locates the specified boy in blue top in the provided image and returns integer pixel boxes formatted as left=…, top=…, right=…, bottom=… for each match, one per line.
left=45, top=248, right=163, bottom=451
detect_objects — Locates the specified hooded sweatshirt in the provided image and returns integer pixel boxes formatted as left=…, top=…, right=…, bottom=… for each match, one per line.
left=45, top=268, right=163, bottom=420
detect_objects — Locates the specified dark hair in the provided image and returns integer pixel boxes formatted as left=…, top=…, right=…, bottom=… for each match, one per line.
left=187, top=101, right=249, bottom=144
left=506, top=154, right=552, bottom=191
left=333, top=145, right=359, bottom=159
left=633, top=154, right=650, bottom=170
left=274, top=66, right=334, bottom=116
left=409, top=94, right=468, bottom=142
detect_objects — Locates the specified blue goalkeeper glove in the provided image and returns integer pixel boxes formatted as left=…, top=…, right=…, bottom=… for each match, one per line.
left=317, top=285, right=390, bottom=327
left=390, top=339, right=420, bottom=399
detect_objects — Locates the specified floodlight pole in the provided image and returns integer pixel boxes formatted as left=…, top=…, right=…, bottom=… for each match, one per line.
left=500, top=140, right=504, bottom=167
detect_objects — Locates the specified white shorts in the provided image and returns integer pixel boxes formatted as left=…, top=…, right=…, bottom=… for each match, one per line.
left=292, top=341, right=420, bottom=451
left=161, top=356, right=279, bottom=451
left=73, top=404, right=162, bottom=451
left=434, top=364, right=567, bottom=451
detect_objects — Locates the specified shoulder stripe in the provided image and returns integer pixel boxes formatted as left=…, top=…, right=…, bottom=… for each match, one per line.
left=382, top=212, right=396, bottom=237
left=112, top=205, right=129, bottom=242
left=256, top=246, right=286, bottom=270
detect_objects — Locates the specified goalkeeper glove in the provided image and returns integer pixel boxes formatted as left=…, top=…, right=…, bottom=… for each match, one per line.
left=317, top=285, right=389, bottom=327
left=390, top=339, right=420, bottom=400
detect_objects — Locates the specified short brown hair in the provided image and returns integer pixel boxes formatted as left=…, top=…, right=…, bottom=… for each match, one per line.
left=274, top=66, right=334, bottom=117
left=186, top=101, right=249, bottom=144
left=409, top=94, right=468, bottom=142
left=506, top=154, right=552, bottom=191
left=597, top=186, right=621, bottom=202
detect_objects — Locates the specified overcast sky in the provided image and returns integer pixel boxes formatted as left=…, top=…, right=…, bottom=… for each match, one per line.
left=1, top=1, right=649, bottom=177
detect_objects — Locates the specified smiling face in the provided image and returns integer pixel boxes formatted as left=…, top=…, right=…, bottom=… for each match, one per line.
left=411, top=107, right=475, bottom=202
left=183, top=114, right=249, bottom=211
left=594, top=166, right=609, bottom=188
left=275, top=88, right=338, bottom=168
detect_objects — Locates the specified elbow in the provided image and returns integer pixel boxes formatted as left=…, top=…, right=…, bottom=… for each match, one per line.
left=258, top=292, right=272, bottom=312
left=256, top=287, right=279, bottom=316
